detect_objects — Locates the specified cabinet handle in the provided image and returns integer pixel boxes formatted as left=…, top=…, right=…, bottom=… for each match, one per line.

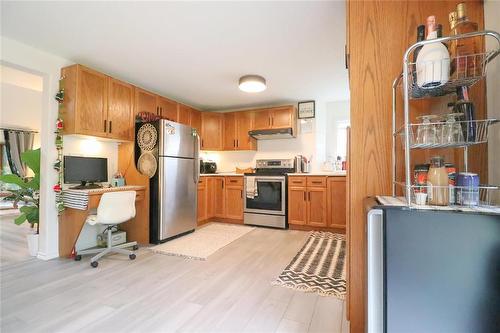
left=240, top=190, right=243, bottom=199
left=201, top=139, right=204, bottom=148
left=221, top=180, right=224, bottom=189
left=308, top=192, right=311, bottom=201
left=292, top=181, right=302, bottom=184
left=312, top=181, right=322, bottom=184
left=303, top=192, right=306, bottom=201
left=109, top=121, right=112, bottom=133
left=233, top=139, right=236, bottom=148
left=230, top=180, right=237, bottom=183
left=104, top=120, right=107, bottom=132
left=271, top=117, right=274, bottom=127
left=236, top=139, right=239, bottom=147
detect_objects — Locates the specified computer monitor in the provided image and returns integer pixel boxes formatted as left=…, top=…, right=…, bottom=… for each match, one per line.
left=64, top=156, right=108, bottom=189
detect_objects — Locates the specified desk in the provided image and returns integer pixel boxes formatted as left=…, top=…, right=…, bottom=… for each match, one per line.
left=58, top=186, right=148, bottom=257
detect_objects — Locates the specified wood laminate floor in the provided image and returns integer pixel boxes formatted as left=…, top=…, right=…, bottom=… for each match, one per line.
left=1, top=220, right=348, bottom=333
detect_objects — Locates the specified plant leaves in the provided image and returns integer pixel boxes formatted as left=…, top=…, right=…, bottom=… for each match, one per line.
left=0, top=174, right=29, bottom=188
left=19, top=206, right=39, bottom=223
left=21, top=148, right=40, bottom=175
left=14, top=213, right=27, bottom=225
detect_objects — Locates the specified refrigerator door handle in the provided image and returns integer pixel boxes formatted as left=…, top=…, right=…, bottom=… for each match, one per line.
left=194, top=133, right=201, bottom=184
left=367, top=208, right=384, bottom=333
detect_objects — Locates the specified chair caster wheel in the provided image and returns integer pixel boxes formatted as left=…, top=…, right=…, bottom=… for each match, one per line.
left=129, top=254, right=136, bottom=260
left=133, top=245, right=139, bottom=251
left=74, top=255, right=82, bottom=261
left=90, top=261, right=98, bottom=268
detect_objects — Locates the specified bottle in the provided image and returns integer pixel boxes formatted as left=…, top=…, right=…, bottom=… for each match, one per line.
left=449, top=3, right=479, bottom=78
left=454, top=86, right=476, bottom=142
left=427, top=156, right=449, bottom=206
left=416, top=16, right=450, bottom=89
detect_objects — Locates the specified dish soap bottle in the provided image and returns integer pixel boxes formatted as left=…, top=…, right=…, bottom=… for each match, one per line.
left=427, top=156, right=449, bottom=206
left=416, top=16, right=450, bottom=89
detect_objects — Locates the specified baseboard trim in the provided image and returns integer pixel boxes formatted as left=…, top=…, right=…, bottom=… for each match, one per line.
left=289, top=224, right=346, bottom=234
left=37, top=251, right=59, bottom=261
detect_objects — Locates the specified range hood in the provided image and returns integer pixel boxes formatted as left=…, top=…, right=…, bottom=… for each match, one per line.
left=248, top=128, right=294, bottom=140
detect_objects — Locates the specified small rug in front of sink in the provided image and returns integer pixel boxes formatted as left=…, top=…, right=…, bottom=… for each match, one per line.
left=272, top=231, right=346, bottom=299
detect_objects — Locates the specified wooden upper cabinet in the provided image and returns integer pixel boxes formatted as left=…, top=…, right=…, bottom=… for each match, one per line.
left=328, top=177, right=347, bottom=229
left=190, top=109, right=202, bottom=133
left=157, top=96, right=178, bottom=122
left=107, top=78, right=134, bottom=141
left=74, top=65, right=108, bottom=137
left=135, top=88, right=157, bottom=116
left=223, top=113, right=237, bottom=150
left=253, top=109, right=272, bottom=130
left=271, top=106, right=295, bottom=129
left=236, top=111, right=256, bottom=150
left=201, top=112, right=223, bottom=150
left=178, top=104, right=192, bottom=126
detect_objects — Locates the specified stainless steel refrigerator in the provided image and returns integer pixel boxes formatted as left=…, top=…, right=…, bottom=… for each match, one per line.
left=136, top=119, right=200, bottom=244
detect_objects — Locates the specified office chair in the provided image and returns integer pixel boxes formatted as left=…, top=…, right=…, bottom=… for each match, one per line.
left=75, top=191, right=138, bottom=268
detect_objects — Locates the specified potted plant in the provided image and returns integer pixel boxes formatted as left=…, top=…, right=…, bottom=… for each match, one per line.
left=0, top=148, right=40, bottom=256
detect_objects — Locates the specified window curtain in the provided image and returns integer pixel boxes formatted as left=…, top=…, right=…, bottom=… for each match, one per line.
left=3, top=130, right=35, bottom=178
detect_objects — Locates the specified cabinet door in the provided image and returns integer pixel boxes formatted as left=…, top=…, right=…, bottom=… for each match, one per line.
left=235, top=111, right=256, bottom=150
left=197, top=180, right=207, bottom=223
left=271, top=106, right=293, bottom=129
left=225, top=185, right=243, bottom=220
left=223, top=112, right=237, bottom=150
left=213, top=177, right=225, bottom=217
left=107, top=78, right=134, bottom=141
left=253, top=109, right=272, bottom=130
left=75, top=66, right=108, bottom=136
left=178, top=104, right=192, bottom=126
left=288, top=186, right=307, bottom=225
left=206, top=177, right=215, bottom=218
left=307, top=187, right=328, bottom=227
left=201, top=113, right=223, bottom=150
left=191, top=109, right=202, bottom=133
left=135, top=88, right=157, bottom=116
left=158, top=96, right=178, bottom=122
left=328, top=177, right=346, bottom=229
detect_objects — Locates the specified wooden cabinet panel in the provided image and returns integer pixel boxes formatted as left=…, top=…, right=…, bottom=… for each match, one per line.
left=191, top=109, right=202, bottom=133
left=107, top=78, right=134, bottom=141
left=271, top=106, right=294, bottom=129
left=236, top=111, right=256, bottom=150
left=201, top=112, right=223, bottom=150
left=157, top=96, right=178, bottom=122
left=288, top=186, right=307, bottom=225
left=135, top=88, right=157, bottom=116
left=253, top=109, right=271, bottom=130
left=328, top=177, right=346, bottom=228
left=307, top=188, right=327, bottom=227
left=206, top=177, right=215, bottom=218
left=226, top=177, right=243, bottom=186
left=307, top=176, right=327, bottom=188
left=225, top=185, right=243, bottom=220
left=289, top=177, right=307, bottom=187
left=197, top=179, right=207, bottom=223
left=178, top=104, right=192, bottom=126
left=75, top=66, right=108, bottom=136
left=213, top=177, right=225, bottom=217
left=223, top=112, right=237, bottom=150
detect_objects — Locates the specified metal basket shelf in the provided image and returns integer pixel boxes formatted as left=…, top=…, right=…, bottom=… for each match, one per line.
left=395, top=119, right=499, bottom=149
left=406, top=51, right=496, bottom=99
left=392, top=30, right=500, bottom=208
left=394, top=182, right=500, bottom=209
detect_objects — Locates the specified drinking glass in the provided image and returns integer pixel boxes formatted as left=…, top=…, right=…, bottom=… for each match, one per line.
left=416, top=115, right=438, bottom=145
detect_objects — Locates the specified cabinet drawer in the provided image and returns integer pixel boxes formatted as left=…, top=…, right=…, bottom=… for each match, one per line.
left=135, top=191, right=145, bottom=202
left=288, top=177, right=306, bottom=187
left=226, top=176, right=243, bottom=187
left=307, top=177, right=327, bottom=187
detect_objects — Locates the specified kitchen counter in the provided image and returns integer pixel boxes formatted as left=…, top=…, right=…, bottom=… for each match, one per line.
left=287, top=171, right=347, bottom=176
left=200, top=173, right=244, bottom=177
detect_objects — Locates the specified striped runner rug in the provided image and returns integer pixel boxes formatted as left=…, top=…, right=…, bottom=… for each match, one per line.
left=272, top=231, right=346, bottom=299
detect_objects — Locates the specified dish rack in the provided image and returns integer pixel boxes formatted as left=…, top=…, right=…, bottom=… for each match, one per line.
left=392, top=30, right=500, bottom=210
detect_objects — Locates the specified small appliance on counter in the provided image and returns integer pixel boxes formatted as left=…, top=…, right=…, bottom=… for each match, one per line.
left=293, top=155, right=311, bottom=173
left=200, top=160, right=217, bottom=174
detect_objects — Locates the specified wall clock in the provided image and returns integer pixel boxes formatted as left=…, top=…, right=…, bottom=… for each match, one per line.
left=298, top=101, right=315, bottom=119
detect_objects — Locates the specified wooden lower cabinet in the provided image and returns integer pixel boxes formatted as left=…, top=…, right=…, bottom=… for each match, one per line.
left=225, top=186, right=243, bottom=219
left=197, top=176, right=244, bottom=223
left=327, top=177, right=347, bottom=228
left=197, top=178, right=207, bottom=222
left=213, top=177, right=225, bottom=218
left=288, top=176, right=345, bottom=229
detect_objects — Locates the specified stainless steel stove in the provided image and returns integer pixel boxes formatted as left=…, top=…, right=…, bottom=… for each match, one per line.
left=243, top=159, right=294, bottom=229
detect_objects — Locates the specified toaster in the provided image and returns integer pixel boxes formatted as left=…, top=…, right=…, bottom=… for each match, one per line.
left=200, top=161, right=217, bottom=174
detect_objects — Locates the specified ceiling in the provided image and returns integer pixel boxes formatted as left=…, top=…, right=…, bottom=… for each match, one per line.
left=1, top=1, right=349, bottom=111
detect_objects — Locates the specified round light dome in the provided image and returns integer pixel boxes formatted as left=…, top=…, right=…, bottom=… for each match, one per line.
left=239, top=75, right=266, bottom=93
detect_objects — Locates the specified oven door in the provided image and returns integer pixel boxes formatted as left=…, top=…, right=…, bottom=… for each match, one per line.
left=244, top=176, right=286, bottom=215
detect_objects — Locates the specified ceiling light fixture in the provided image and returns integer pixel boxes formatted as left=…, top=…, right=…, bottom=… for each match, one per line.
left=239, top=75, right=266, bottom=93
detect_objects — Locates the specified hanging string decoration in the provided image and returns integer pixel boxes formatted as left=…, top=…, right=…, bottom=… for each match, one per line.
left=54, top=77, right=65, bottom=214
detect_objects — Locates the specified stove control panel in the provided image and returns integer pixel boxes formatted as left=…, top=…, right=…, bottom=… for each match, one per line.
left=255, top=159, right=294, bottom=169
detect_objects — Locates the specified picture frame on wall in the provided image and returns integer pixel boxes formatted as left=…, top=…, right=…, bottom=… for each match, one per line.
left=298, top=100, right=315, bottom=119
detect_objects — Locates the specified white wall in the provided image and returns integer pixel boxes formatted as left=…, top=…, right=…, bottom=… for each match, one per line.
left=485, top=0, right=500, bottom=204
left=0, top=65, right=43, bottom=149
left=325, top=100, right=350, bottom=160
